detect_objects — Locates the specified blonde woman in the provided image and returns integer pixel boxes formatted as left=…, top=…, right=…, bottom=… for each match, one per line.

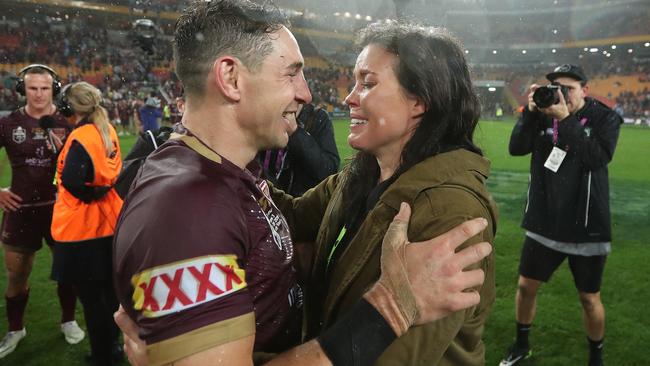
left=51, top=82, right=123, bottom=366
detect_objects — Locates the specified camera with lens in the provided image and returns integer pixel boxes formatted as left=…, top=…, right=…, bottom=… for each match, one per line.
left=131, top=19, right=157, bottom=55
left=532, top=84, right=569, bottom=109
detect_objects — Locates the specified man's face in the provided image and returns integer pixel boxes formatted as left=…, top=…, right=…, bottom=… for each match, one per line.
left=24, top=73, right=54, bottom=112
left=238, top=26, right=312, bottom=150
left=553, top=76, right=587, bottom=114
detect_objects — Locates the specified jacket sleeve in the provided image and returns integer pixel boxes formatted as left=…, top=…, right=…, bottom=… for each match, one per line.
left=271, top=172, right=340, bottom=243
left=376, top=185, right=496, bottom=366
left=61, top=141, right=110, bottom=203
left=557, top=107, right=622, bottom=171
left=287, top=109, right=340, bottom=182
left=509, top=107, right=543, bottom=156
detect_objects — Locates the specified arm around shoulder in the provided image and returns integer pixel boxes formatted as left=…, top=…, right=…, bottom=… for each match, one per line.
left=373, top=187, right=496, bottom=365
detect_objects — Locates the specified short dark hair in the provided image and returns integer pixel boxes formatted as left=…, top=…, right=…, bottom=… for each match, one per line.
left=342, top=22, right=483, bottom=227
left=173, top=0, right=287, bottom=97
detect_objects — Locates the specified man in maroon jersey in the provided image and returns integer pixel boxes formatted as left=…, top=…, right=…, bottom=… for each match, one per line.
left=0, top=65, right=84, bottom=358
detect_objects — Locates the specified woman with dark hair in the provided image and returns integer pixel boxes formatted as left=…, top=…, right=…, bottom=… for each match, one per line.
left=274, top=22, right=498, bottom=365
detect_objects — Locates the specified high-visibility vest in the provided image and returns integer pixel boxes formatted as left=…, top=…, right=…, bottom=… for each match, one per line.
left=51, top=122, right=123, bottom=243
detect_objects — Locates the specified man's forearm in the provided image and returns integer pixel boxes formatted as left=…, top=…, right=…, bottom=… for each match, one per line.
left=264, top=340, right=332, bottom=366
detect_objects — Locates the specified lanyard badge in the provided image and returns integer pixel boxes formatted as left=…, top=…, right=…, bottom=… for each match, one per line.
left=544, top=146, right=567, bottom=172
left=545, top=118, right=566, bottom=172
left=544, top=117, right=587, bottom=173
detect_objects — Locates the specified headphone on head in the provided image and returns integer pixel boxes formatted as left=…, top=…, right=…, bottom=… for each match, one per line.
left=56, top=83, right=74, bottom=117
left=15, top=64, right=62, bottom=96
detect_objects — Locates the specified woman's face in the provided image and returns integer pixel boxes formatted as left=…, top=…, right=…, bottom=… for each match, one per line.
left=344, top=44, right=424, bottom=160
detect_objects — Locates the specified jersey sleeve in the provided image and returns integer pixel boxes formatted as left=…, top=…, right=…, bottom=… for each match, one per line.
left=0, top=115, right=8, bottom=150
left=114, top=165, right=256, bottom=365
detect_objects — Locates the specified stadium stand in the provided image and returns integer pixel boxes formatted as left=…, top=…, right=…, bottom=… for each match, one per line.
left=1, top=0, right=649, bottom=123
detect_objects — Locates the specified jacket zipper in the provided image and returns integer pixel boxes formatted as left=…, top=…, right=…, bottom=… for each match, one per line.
left=584, top=171, right=591, bottom=228
left=525, top=173, right=531, bottom=213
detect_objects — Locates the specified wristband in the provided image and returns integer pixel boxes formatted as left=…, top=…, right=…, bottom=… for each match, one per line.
left=318, top=298, right=397, bottom=366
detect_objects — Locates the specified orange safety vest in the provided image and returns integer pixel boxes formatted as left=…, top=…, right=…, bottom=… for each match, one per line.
left=51, top=122, right=123, bottom=243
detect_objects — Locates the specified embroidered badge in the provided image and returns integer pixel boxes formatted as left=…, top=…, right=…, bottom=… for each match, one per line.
left=12, top=127, right=26, bottom=144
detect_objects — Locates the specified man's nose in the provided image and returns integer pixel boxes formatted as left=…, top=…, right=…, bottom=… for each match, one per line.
left=295, top=73, right=312, bottom=104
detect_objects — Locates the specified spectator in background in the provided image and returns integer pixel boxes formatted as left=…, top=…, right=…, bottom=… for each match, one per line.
left=137, top=96, right=162, bottom=133
left=0, top=65, right=84, bottom=359
left=162, top=103, right=171, bottom=125
left=258, top=102, right=339, bottom=196
left=116, top=99, right=132, bottom=136
left=51, top=81, right=123, bottom=366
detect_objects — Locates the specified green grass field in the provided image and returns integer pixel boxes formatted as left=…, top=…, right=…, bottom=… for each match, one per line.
left=1, top=118, right=649, bottom=365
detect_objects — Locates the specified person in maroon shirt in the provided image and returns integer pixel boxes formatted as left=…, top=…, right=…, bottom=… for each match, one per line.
left=113, top=2, right=492, bottom=366
left=0, top=65, right=84, bottom=358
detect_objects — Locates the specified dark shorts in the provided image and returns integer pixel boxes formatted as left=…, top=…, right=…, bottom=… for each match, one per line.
left=519, top=236, right=607, bottom=293
left=1, top=204, right=55, bottom=253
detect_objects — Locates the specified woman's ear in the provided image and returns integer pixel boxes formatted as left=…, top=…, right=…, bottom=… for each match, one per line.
left=410, top=96, right=426, bottom=120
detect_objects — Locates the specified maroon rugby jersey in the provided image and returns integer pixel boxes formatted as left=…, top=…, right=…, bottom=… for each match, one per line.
left=0, top=108, right=70, bottom=204
left=113, top=133, right=303, bottom=356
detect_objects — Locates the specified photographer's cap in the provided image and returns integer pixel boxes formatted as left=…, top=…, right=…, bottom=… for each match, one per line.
left=546, top=64, right=588, bottom=83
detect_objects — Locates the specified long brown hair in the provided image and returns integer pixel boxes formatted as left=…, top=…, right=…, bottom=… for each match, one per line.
left=64, top=82, right=114, bottom=156
left=342, top=23, right=483, bottom=227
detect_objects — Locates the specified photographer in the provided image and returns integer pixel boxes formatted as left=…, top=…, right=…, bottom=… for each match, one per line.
left=500, top=64, right=622, bottom=366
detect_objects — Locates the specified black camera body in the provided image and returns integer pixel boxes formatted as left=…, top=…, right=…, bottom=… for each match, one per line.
left=533, top=84, right=569, bottom=109
left=131, top=19, right=157, bottom=55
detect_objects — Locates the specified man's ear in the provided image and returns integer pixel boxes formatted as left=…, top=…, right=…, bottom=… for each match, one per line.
left=212, top=56, right=242, bottom=102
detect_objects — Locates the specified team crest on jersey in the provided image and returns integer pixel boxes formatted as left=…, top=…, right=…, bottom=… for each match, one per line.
left=131, top=255, right=246, bottom=318
left=12, top=127, right=26, bottom=144
left=254, top=181, right=294, bottom=262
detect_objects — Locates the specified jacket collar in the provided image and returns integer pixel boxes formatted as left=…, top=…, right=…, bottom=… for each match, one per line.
left=380, top=148, right=490, bottom=210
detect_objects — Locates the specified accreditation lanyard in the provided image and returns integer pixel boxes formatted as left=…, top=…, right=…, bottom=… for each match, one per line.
left=263, top=149, right=286, bottom=179
left=552, top=117, right=588, bottom=145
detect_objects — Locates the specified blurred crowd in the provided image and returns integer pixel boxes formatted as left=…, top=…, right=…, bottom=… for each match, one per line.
left=1, top=10, right=649, bottom=122
left=615, top=88, right=650, bottom=123
left=303, top=66, right=353, bottom=112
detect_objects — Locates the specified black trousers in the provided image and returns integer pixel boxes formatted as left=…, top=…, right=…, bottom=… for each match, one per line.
left=52, top=236, right=120, bottom=365
left=75, top=278, right=120, bottom=365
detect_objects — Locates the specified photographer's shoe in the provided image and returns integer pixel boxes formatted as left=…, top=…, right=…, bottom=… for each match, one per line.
left=499, top=344, right=532, bottom=366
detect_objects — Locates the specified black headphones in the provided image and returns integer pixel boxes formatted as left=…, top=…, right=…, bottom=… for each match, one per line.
left=56, top=84, right=74, bottom=117
left=15, top=64, right=62, bottom=96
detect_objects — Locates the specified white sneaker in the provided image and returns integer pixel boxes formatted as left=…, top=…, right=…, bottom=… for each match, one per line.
left=0, top=328, right=26, bottom=358
left=61, top=321, right=85, bottom=344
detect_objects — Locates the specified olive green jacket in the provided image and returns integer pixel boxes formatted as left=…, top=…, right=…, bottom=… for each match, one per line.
left=273, top=148, right=498, bottom=365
